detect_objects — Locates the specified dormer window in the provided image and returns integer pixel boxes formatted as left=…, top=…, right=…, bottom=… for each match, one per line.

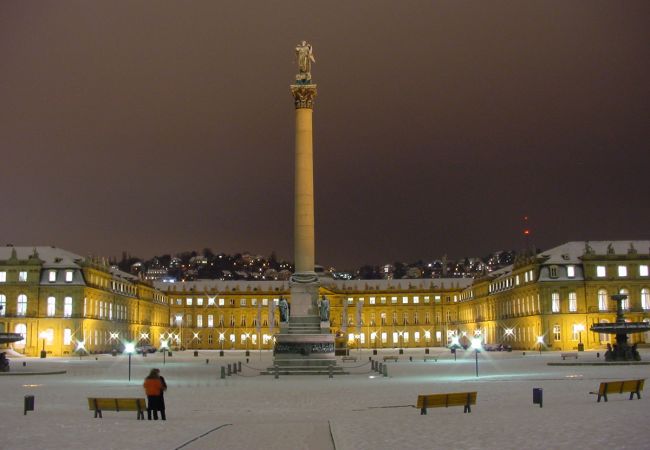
left=49, top=270, right=57, bottom=282
left=65, top=270, right=73, bottom=282
left=549, top=266, right=558, bottom=279
left=567, top=266, right=575, bottom=278
left=19, top=271, right=27, bottom=282
left=618, top=265, right=627, bottom=277
left=596, top=266, right=606, bottom=277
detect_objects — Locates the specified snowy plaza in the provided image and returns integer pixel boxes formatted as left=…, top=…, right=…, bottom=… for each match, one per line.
left=1, top=349, right=649, bottom=450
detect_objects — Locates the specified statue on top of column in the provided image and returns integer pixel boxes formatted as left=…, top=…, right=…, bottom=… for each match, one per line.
left=296, top=41, right=316, bottom=82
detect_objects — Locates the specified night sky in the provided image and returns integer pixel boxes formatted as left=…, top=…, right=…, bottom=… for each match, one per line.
left=1, top=1, right=649, bottom=270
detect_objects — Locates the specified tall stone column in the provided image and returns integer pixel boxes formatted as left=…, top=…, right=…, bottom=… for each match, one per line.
left=291, top=84, right=317, bottom=280
left=272, top=42, right=335, bottom=371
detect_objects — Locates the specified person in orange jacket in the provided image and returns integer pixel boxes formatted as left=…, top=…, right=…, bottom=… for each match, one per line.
left=143, top=368, right=167, bottom=420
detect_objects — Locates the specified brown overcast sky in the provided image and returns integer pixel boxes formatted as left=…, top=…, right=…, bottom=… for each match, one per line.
left=1, top=1, right=649, bottom=269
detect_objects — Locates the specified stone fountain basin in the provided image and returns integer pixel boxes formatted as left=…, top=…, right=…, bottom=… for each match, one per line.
left=590, top=323, right=650, bottom=334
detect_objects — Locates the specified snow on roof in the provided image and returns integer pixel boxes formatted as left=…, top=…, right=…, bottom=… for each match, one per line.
left=537, top=240, right=650, bottom=264
left=0, top=246, right=84, bottom=268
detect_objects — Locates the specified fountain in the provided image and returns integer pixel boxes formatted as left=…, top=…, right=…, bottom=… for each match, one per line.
left=590, top=294, right=650, bottom=361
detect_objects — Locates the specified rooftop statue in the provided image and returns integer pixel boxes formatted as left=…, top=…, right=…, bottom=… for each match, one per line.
left=295, top=41, right=315, bottom=82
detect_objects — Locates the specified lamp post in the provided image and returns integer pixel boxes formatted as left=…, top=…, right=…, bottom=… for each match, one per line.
left=470, top=337, right=482, bottom=377
left=39, top=331, right=47, bottom=359
left=536, top=336, right=544, bottom=355
left=175, top=315, right=183, bottom=351
left=75, top=340, right=86, bottom=360
left=160, top=339, right=168, bottom=365
left=124, top=342, right=135, bottom=381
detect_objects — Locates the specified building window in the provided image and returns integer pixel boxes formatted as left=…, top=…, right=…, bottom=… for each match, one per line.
left=549, top=266, right=558, bottom=279
left=65, top=270, right=73, bottom=282
left=262, top=298, right=268, bottom=306
left=47, top=296, right=56, bottom=316
left=413, top=296, right=419, bottom=304
left=380, top=312, right=386, bottom=326
left=197, top=315, right=203, bottom=328
left=208, top=334, right=213, bottom=344
left=208, top=314, right=214, bottom=327
left=219, top=298, right=225, bottom=306
left=551, top=292, right=560, bottom=313
left=568, top=292, right=577, bottom=312
left=64, top=297, right=72, bottom=317
left=641, top=289, right=650, bottom=310
left=402, top=296, right=408, bottom=304
left=208, top=297, right=215, bottom=306
left=0, top=271, right=6, bottom=282
left=63, top=328, right=72, bottom=345
left=17, top=294, right=27, bottom=316
left=19, top=271, right=27, bottom=282
left=0, top=294, right=5, bottom=316
left=640, top=265, right=649, bottom=277
left=596, top=266, right=606, bottom=277
left=240, top=299, right=247, bottom=306
left=402, top=312, right=408, bottom=325
left=391, top=296, right=397, bottom=304
left=197, top=298, right=203, bottom=306
left=598, top=289, right=608, bottom=311
left=381, top=332, right=387, bottom=343
left=618, top=266, right=628, bottom=277
left=553, top=324, right=561, bottom=341
left=14, top=323, right=27, bottom=348
left=567, top=266, right=575, bottom=278
left=369, top=297, right=376, bottom=305
left=186, top=298, right=193, bottom=306
left=49, top=270, right=57, bottom=282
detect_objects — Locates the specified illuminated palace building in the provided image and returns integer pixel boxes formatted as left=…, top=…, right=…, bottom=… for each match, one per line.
left=1, top=241, right=649, bottom=356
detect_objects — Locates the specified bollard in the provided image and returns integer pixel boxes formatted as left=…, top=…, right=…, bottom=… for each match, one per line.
left=23, top=361, right=27, bottom=367
left=206, top=359, right=209, bottom=365
left=194, top=350, right=198, bottom=357
left=372, top=349, right=377, bottom=355
left=597, top=352, right=600, bottom=358
left=220, top=350, right=224, bottom=357
left=274, top=365, right=279, bottom=379
left=238, top=361, right=242, bottom=372
left=24, top=395, right=35, bottom=415
left=227, top=364, right=232, bottom=376
left=246, top=358, right=249, bottom=363
left=168, top=351, right=172, bottom=357
left=329, top=364, right=333, bottom=379
left=399, top=349, right=404, bottom=355
left=425, top=348, right=430, bottom=355
left=382, top=364, right=387, bottom=377
left=368, top=356, right=372, bottom=361
left=409, top=356, right=413, bottom=362
left=523, top=352, right=526, bottom=356
left=220, top=366, right=226, bottom=379
left=378, top=362, right=383, bottom=373
left=245, top=350, right=250, bottom=357
left=533, top=388, right=543, bottom=408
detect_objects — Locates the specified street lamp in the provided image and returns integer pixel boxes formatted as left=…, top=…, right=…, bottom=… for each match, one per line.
left=536, top=336, right=545, bottom=355
left=124, top=342, right=135, bottom=381
left=160, top=339, right=169, bottom=365
left=39, top=331, right=48, bottom=359
left=75, top=340, right=86, bottom=360
left=470, top=337, right=482, bottom=377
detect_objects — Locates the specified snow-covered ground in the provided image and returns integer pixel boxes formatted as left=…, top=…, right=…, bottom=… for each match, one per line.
left=1, top=348, right=649, bottom=450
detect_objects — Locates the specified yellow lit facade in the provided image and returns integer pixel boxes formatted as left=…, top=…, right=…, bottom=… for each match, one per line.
left=2, top=241, right=649, bottom=356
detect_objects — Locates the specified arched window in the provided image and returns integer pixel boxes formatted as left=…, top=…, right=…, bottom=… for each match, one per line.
left=598, top=289, right=608, bottom=311
left=641, top=288, right=649, bottom=310
left=619, top=289, right=630, bottom=310
left=17, top=294, right=27, bottom=316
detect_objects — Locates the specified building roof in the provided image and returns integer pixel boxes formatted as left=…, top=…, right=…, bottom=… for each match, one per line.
left=538, top=240, right=650, bottom=265
left=0, top=246, right=84, bottom=268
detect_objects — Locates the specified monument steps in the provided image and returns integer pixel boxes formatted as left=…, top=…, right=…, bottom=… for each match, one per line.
left=261, top=366, right=348, bottom=375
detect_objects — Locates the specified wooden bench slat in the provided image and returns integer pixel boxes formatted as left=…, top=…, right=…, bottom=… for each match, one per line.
left=596, top=379, right=644, bottom=402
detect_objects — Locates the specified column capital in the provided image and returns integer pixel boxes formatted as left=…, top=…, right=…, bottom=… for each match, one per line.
left=290, top=84, right=317, bottom=109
